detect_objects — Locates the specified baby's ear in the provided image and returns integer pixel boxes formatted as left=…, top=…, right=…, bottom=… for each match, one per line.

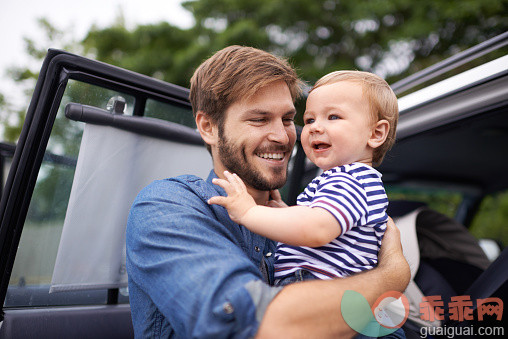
left=368, top=120, right=390, bottom=149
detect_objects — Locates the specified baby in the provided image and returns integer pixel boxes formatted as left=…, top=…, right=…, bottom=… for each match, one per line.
left=209, top=70, right=398, bottom=285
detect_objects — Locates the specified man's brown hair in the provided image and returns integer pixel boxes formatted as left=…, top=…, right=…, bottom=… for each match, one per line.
left=311, top=71, right=399, bottom=166
left=190, top=46, right=302, bottom=142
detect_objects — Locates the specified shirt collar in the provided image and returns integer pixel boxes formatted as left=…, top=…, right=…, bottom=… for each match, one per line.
left=207, top=170, right=227, bottom=197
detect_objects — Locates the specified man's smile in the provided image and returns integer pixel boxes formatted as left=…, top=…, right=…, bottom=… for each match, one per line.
left=256, top=152, right=285, bottom=160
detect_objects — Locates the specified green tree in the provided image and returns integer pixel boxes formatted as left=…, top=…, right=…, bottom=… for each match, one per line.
left=181, top=0, right=507, bottom=84
left=1, top=18, right=80, bottom=143
left=82, top=21, right=214, bottom=88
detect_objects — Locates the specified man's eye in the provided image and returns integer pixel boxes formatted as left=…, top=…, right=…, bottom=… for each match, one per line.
left=250, top=118, right=266, bottom=123
left=283, top=117, right=295, bottom=125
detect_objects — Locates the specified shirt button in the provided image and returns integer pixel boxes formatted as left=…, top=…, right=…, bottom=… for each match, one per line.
left=255, top=246, right=260, bottom=252
left=223, top=302, right=234, bottom=314
left=265, top=252, right=272, bottom=257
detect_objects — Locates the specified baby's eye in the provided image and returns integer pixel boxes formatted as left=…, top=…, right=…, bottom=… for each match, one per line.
left=329, top=114, right=340, bottom=120
left=304, top=118, right=315, bottom=124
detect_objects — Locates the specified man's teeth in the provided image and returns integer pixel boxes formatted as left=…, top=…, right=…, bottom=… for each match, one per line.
left=257, top=153, right=284, bottom=160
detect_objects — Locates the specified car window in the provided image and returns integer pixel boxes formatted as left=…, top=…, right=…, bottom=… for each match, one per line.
left=470, top=190, right=508, bottom=247
left=145, top=98, right=196, bottom=128
left=386, top=185, right=464, bottom=218
left=4, top=78, right=196, bottom=308
left=0, top=144, right=14, bottom=195
left=386, top=184, right=507, bottom=253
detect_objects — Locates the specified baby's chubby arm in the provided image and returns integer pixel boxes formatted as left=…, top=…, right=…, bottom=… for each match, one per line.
left=208, top=171, right=342, bottom=247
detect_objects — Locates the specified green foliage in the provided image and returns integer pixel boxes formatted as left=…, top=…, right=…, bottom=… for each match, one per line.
left=181, top=0, right=508, bottom=84
left=1, top=18, right=80, bottom=143
left=386, top=187, right=463, bottom=219
left=26, top=164, right=75, bottom=222
left=82, top=22, right=213, bottom=87
left=1, top=109, right=24, bottom=143
left=470, top=191, right=508, bottom=246
left=0, top=91, right=24, bottom=143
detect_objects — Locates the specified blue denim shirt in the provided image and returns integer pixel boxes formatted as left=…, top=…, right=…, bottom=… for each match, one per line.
left=126, top=171, right=281, bottom=338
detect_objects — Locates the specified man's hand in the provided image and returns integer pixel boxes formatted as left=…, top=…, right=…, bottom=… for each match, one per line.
left=378, top=217, right=411, bottom=292
left=208, top=171, right=256, bottom=224
left=257, top=217, right=411, bottom=338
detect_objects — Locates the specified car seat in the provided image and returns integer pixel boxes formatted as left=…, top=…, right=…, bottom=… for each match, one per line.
left=389, top=201, right=507, bottom=338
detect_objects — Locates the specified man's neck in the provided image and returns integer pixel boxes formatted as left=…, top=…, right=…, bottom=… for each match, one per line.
left=246, top=186, right=270, bottom=206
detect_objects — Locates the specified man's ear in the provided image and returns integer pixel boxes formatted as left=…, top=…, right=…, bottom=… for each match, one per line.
left=368, top=119, right=390, bottom=149
left=195, top=111, right=218, bottom=146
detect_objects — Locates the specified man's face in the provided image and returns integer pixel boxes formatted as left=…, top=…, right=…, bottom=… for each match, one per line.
left=216, top=81, right=297, bottom=191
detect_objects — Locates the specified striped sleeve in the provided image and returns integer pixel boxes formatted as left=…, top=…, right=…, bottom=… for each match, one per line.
left=309, top=172, right=368, bottom=236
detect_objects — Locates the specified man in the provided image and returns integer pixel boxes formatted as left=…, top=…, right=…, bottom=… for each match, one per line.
left=126, top=45, right=410, bottom=338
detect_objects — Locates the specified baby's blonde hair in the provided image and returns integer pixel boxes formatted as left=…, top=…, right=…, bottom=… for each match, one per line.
left=311, top=71, right=398, bottom=166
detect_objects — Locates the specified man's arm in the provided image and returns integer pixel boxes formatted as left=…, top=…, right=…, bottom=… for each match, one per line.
left=256, top=218, right=410, bottom=338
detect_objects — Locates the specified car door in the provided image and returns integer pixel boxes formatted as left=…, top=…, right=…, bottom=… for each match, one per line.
left=0, top=50, right=212, bottom=338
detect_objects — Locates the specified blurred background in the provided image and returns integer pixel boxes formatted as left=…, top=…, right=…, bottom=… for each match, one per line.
left=0, top=0, right=507, bottom=245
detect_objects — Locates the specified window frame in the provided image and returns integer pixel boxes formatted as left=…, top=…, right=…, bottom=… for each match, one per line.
left=0, top=49, right=195, bottom=317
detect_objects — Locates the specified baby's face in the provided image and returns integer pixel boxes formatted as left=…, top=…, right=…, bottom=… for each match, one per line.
left=302, top=81, right=375, bottom=171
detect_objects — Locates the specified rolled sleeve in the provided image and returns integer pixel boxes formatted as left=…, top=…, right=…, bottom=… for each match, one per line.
left=212, top=280, right=282, bottom=338
left=126, top=177, right=279, bottom=338
left=244, top=280, right=283, bottom=323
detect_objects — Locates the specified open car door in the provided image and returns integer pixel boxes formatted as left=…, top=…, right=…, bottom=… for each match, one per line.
left=0, top=50, right=212, bottom=338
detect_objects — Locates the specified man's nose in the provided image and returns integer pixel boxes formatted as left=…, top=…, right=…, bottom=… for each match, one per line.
left=268, top=120, right=290, bottom=144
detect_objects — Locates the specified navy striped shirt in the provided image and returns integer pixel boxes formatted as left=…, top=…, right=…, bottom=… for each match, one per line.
left=274, top=163, right=388, bottom=280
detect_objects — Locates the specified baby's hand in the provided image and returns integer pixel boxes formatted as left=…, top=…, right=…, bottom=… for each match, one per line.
left=266, top=189, right=288, bottom=208
left=208, top=171, right=256, bottom=224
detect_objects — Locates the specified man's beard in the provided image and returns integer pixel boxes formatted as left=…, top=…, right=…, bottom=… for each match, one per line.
left=217, top=128, right=289, bottom=191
